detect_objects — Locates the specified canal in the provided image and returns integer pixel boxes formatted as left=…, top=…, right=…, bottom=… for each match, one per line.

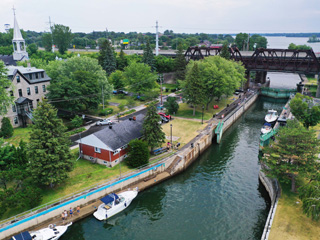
left=61, top=97, right=287, bottom=240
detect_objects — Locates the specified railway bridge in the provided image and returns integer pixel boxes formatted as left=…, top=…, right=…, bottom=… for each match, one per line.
left=185, top=47, right=320, bottom=96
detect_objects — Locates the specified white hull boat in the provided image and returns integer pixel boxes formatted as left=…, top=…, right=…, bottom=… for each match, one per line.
left=93, top=189, right=138, bottom=221
left=10, top=222, right=72, bottom=240
left=261, top=123, right=272, bottom=135
left=265, top=110, right=278, bottom=123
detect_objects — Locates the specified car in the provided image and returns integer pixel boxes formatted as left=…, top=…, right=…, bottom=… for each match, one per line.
left=96, top=119, right=112, bottom=126
left=158, top=112, right=171, bottom=120
left=113, top=90, right=128, bottom=95
left=160, top=116, right=169, bottom=123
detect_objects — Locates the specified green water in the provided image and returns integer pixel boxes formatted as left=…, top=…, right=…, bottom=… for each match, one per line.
left=62, top=97, right=286, bottom=240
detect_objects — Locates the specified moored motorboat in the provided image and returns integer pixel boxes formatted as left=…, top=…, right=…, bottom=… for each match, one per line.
left=261, top=122, right=272, bottom=135
left=264, top=110, right=278, bottom=123
left=10, top=222, right=72, bottom=240
left=93, top=189, right=138, bottom=221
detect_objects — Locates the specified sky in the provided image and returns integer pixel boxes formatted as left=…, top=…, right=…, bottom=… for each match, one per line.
left=0, top=0, right=320, bottom=34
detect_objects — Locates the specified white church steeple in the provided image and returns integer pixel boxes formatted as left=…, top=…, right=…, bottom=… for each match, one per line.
left=12, top=7, right=28, bottom=61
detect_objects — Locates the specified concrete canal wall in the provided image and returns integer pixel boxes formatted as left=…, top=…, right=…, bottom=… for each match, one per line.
left=0, top=92, right=259, bottom=240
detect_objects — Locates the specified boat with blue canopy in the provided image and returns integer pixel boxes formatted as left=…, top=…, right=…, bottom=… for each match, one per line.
left=261, top=122, right=273, bottom=135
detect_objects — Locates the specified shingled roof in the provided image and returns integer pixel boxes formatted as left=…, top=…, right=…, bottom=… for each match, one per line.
left=78, top=114, right=144, bottom=151
left=0, top=55, right=17, bottom=66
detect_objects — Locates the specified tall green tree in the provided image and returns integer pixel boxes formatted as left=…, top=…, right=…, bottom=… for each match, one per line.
left=126, top=139, right=150, bottom=168
left=27, top=43, right=38, bottom=56
left=288, top=43, right=312, bottom=50
left=98, top=39, right=116, bottom=75
left=289, top=93, right=320, bottom=129
left=109, top=70, right=125, bottom=90
left=235, top=33, right=249, bottom=51
left=182, top=63, right=206, bottom=115
left=249, top=34, right=267, bottom=50
left=220, top=43, right=230, bottom=59
left=299, top=181, right=320, bottom=221
left=116, top=49, right=128, bottom=71
left=262, top=120, right=320, bottom=192
left=28, top=100, right=73, bottom=188
left=164, top=96, right=179, bottom=114
left=142, top=103, right=166, bottom=151
left=46, top=56, right=112, bottom=112
left=142, top=39, right=155, bottom=71
left=174, top=43, right=187, bottom=80
left=0, top=117, right=13, bottom=138
left=123, top=62, right=157, bottom=96
left=0, top=61, right=14, bottom=116
left=52, top=24, right=73, bottom=54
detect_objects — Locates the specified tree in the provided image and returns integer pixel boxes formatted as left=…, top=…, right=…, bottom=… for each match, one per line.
left=288, top=43, right=312, bottom=50
left=154, top=55, right=175, bottom=73
left=249, top=34, right=267, bottom=50
left=235, top=33, right=249, bottom=51
left=28, top=100, right=73, bottom=188
left=220, top=43, right=230, bottom=59
left=46, top=57, right=112, bottom=112
left=70, top=115, right=83, bottom=129
left=299, top=181, right=320, bottom=221
left=164, top=96, right=179, bottom=114
left=123, top=62, right=157, bottom=96
left=290, top=93, right=320, bottom=129
left=42, top=33, right=53, bottom=52
left=116, top=49, right=128, bottom=71
left=52, top=24, right=73, bottom=54
left=109, top=70, right=125, bottom=90
left=142, top=103, right=166, bottom=151
left=142, top=39, right=155, bottom=71
left=126, top=139, right=150, bottom=168
left=0, top=61, right=14, bottom=116
left=27, top=43, right=38, bottom=56
left=98, top=39, right=116, bottom=75
left=0, top=117, right=13, bottom=138
left=182, top=63, right=206, bottom=115
left=262, top=120, right=320, bottom=192
left=174, top=43, right=187, bottom=80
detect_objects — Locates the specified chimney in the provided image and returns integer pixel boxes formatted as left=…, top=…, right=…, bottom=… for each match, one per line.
left=27, top=62, right=31, bottom=68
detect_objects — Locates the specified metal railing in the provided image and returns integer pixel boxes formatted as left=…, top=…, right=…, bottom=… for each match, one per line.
left=0, top=151, right=176, bottom=230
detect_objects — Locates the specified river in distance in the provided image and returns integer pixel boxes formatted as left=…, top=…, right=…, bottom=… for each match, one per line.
left=61, top=95, right=291, bottom=239
left=265, top=36, right=320, bottom=52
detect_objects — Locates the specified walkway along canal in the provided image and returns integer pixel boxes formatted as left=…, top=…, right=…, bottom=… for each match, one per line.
left=59, top=97, right=288, bottom=240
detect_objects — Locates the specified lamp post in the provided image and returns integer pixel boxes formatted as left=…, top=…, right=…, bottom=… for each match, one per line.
left=117, top=148, right=121, bottom=178
left=170, top=124, right=173, bottom=149
left=201, top=105, right=204, bottom=124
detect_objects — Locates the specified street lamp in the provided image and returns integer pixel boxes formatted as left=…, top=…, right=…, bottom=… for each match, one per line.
left=116, top=148, right=122, bottom=178
left=202, top=105, right=204, bottom=124
left=170, top=124, right=173, bottom=149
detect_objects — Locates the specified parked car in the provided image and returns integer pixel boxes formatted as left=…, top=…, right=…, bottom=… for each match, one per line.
left=160, top=116, right=169, bottom=123
left=158, top=112, right=171, bottom=120
left=96, top=119, right=113, bottom=126
left=113, top=90, right=128, bottom=95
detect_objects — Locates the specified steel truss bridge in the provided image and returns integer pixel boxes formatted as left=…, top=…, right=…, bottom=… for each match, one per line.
left=184, top=47, right=320, bottom=74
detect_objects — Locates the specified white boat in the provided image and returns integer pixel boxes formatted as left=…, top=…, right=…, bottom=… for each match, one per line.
left=264, top=110, right=278, bottom=123
left=261, top=123, right=272, bottom=135
left=93, top=189, right=138, bottom=221
left=10, top=222, right=72, bottom=240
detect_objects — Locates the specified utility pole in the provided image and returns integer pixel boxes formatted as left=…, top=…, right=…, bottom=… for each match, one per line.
left=106, top=27, right=108, bottom=39
left=247, top=33, right=250, bottom=51
left=155, top=21, right=159, bottom=56
left=102, top=84, right=104, bottom=109
left=160, top=74, right=163, bottom=105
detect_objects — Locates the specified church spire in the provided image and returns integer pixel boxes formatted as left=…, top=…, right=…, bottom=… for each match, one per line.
left=12, top=7, right=28, bottom=61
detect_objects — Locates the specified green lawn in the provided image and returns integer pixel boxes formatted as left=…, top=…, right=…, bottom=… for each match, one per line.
left=306, top=76, right=318, bottom=85
left=175, top=96, right=234, bottom=120
left=5, top=127, right=31, bottom=146
left=269, top=181, right=320, bottom=240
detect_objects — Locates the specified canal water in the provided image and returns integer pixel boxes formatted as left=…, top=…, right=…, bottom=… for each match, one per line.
left=61, top=97, right=287, bottom=240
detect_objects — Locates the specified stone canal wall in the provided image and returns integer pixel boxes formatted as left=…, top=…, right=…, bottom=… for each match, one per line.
left=1, top=92, right=259, bottom=240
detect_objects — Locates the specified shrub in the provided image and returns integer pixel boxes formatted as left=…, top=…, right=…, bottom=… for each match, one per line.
left=119, top=104, right=125, bottom=111
left=99, top=108, right=114, bottom=116
left=0, top=117, right=13, bottom=138
left=71, top=115, right=83, bottom=129
left=126, top=139, right=150, bottom=168
left=126, top=98, right=135, bottom=108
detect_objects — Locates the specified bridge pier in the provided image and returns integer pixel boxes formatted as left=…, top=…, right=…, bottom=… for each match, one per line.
left=316, top=74, right=320, bottom=98
left=255, top=71, right=267, bottom=84
left=244, top=70, right=250, bottom=89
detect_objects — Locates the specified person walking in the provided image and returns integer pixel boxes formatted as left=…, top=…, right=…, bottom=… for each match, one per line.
left=61, top=212, right=65, bottom=223
left=64, top=210, right=68, bottom=220
left=76, top=206, right=80, bottom=215
left=69, top=207, right=73, bottom=218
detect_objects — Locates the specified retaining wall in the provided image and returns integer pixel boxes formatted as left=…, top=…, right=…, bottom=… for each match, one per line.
left=1, top=93, right=258, bottom=240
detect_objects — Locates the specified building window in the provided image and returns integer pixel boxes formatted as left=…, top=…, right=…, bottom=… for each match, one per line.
left=10, top=90, right=13, bottom=96
left=42, top=85, right=46, bottom=92
left=14, top=117, right=18, bottom=125
left=27, top=87, right=31, bottom=95
left=12, top=105, right=16, bottom=112
left=29, top=74, right=32, bottom=80
left=37, top=99, right=40, bottom=103
left=16, top=75, right=20, bottom=83
left=18, top=89, right=22, bottom=97
left=35, top=73, right=39, bottom=79
left=113, top=149, right=120, bottom=155
left=41, top=72, right=44, bottom=78
left=94, top=147, right=101, bottom=153
left=35, top=86, right=38, bottom=94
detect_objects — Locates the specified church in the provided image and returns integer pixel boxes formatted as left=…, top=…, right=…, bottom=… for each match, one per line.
left=0, top=10, right=51, bottom=128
